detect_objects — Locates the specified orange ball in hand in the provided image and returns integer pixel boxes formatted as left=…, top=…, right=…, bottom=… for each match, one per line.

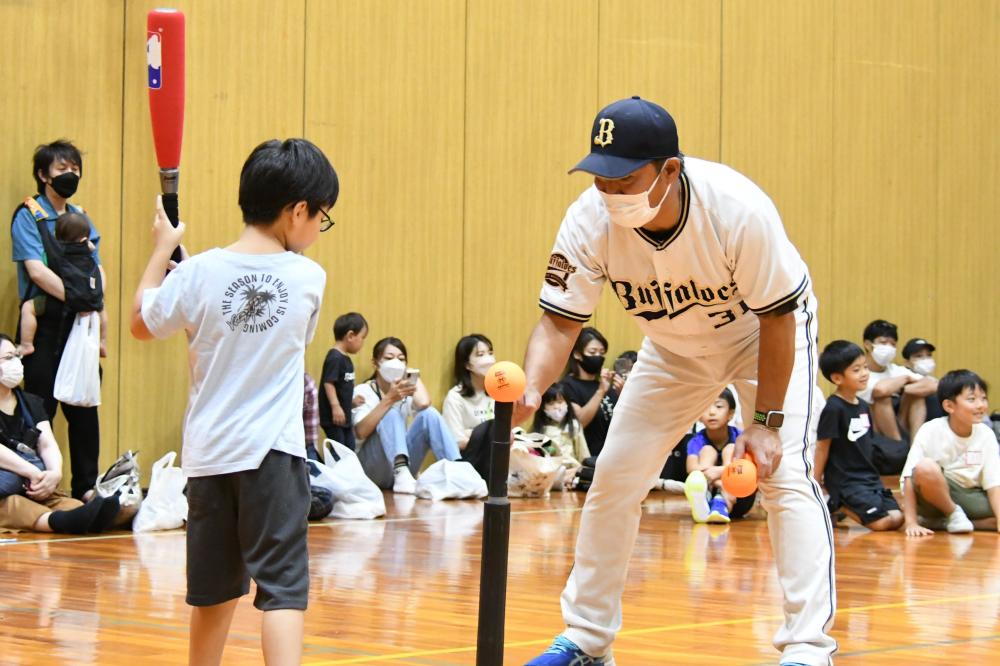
left=721, top=458, right=758, bottom=498
left=484, top=361, right=526, bottom=403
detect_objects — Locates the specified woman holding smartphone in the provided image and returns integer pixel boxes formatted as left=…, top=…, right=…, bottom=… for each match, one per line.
left=562, top=327, right=623, bottom=458
left=352, top=336, right=461, bottom=494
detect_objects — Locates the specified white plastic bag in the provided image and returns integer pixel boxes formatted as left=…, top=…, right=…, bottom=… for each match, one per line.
left=53, top=312, right=101, bottom=407
left=307, top=439, right=385, bottom=520
left=133, top=451, right=188, bottom=532
left=93, top=450, right=143, bottom=527
left=508, top=440, right=563, bottom=499
left=415, top=459, right=488, bottom=501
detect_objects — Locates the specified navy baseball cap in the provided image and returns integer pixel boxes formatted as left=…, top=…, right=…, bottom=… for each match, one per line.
left=902, top=338, right=936, bottom=359
left=570, top=96, right=680, bottom=179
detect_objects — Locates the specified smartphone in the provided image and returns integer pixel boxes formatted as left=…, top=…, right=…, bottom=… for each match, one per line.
left=404, top=368, right=420, bottom=386
left=613, top=357, right=633, bottom=376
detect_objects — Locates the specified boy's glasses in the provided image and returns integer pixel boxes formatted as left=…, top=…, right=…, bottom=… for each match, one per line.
left=320, top=207, right=335, bottom=232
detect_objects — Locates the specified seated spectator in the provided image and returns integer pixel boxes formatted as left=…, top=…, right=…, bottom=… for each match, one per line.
left=859, top=319, right=935, bottom=472
left=613, top=350, right=636, bottom=383
left=902, top=337, right=946, bottom=421
left=682, top=389, right=755, bottom=523
left=442, top=334, right=496, bottom=449
left=0, top=334, right=119, bottom=533
left=901, top=370, right=997, bottom=536
left=533, top=382, right=590, bottom=473
left=814, top=341, right=903, bottom=532
left=352, top=337, right=461, bottom=494
left=562, top=327, right=621, bottom=458
left=319, top=312, right=368, bottom=450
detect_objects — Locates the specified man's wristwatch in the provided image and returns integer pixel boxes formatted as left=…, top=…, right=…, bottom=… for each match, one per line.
left=753, top=410, right=784, bottom=430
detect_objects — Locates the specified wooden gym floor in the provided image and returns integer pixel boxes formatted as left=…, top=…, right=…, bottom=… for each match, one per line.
left=1, top=491, right=999, bottom=665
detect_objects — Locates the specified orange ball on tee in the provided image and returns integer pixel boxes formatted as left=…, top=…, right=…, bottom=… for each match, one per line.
left=484, top=361, right=526, bottom=403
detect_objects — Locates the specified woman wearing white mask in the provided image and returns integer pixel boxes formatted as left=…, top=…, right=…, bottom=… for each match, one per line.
left=352, top=336, right=461, bottom=494
left=442, top=334, right=496, bottom=449
left=0, top=334, right=119, bottom=532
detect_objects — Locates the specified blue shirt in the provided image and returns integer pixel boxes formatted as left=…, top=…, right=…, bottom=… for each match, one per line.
left=687, top=425, right=741, bottom=457
left=11, top=194, right=101, bottom=299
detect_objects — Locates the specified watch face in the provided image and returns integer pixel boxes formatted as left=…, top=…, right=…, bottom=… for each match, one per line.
left=766, top=411, right=785, bottom=429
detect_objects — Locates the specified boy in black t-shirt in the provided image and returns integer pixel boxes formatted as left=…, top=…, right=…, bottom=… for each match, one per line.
left=815, top=340, right=903, bottom=531
left=318, top=312, right=368, bottom=449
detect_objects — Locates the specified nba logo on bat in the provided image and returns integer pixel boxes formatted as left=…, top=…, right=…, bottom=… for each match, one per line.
left=147, top=31, right=163, bottom=89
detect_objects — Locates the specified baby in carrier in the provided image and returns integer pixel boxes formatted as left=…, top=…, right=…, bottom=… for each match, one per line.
left=19, top=212, right=106, bottom=356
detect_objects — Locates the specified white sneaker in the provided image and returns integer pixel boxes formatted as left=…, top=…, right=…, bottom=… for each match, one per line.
left=945, top=506, right=974, bottom=533
left=660, top=479, right=685, bottom=494
left=684, top=471, right=710, bottom=523
left=393, top=466, right=417, bottom=494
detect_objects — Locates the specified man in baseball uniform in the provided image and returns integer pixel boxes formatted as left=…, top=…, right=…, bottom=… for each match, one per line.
left=520, top=97, right=836, bottom=666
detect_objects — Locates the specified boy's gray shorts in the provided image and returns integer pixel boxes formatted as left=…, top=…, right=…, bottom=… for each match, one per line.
left=185, top=450, right=310, bottom=610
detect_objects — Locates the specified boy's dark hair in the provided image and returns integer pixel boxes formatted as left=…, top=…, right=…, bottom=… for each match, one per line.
left=862, top=319, right=898, bottom=343
left=33, top=140, right=83, bottom=194
left=617, top=350, right=638, bottom=364
left=368, top=336, right=407, bottom=380
left=238, top=138, right=339, bottom=225
left=819, top=340, right=866, bottom=382
left=333, top=312, right=367, bottom=341
left=55, top=212, right=90, bottom=243
left=938, top=370, right=988, bottom=404
left=718, top=388, right=736, bottom=411
left=569, top=326, right=609, bottom=376
left=454, top=333, right=493, bottom=398
left=533, top=382, right=577, bottom=436
left=0, top=333, right=14, bottom=347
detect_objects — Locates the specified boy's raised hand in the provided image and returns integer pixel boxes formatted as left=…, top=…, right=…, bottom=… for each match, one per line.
left=152, top=195, right=186, bottom=254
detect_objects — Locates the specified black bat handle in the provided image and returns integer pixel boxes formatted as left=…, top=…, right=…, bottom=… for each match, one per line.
left=161, top=191, right=183, bottom=265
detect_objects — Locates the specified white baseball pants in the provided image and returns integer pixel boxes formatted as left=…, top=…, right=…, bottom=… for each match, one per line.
left=561, top=297, right=837, bottom=665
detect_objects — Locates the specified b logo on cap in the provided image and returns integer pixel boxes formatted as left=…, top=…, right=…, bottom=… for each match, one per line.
left=594, top=118, right=615, bottom=147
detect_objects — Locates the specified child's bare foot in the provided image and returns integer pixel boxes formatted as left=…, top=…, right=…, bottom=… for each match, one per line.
left=17, top=342, right=34, bottom=356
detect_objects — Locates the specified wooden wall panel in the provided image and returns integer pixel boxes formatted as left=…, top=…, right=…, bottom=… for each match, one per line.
left=464, top=0, right=599, bottom=374
left=831, top=1, right=939, bottom=358
left=933, top=0, right=999, bottom=386
left=118, top=0, right=306, bottom=474
left=3, top=0, right=997, bottom=491
left=0, top=0, right=124, bottom=477
left=721, top=0, right=835, bottom=347
left=592, top=0, right=723, bottom=360
left=305, top=0, right=466, bottom=405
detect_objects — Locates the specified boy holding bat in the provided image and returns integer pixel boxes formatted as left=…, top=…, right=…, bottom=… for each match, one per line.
left=130, top=139, right=339, bottom=665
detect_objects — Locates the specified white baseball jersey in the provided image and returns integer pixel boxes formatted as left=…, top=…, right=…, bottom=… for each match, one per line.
left=539, top=157, right=810, bottom=357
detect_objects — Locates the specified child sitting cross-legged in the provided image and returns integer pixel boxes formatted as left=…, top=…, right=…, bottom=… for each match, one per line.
left=683, top=389, right=756, bottom=523
left=814, top=340, right=904, bottom=531
left=901, top=370, right=998, bottom=536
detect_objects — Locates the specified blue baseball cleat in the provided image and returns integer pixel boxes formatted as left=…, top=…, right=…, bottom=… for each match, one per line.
left=525, top=635, right=606, bottom=665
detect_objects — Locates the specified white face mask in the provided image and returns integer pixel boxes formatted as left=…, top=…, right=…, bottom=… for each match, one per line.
left=378, top=358, right=406, bottom=383
left=0, top=358, right=24, bottom=388
left=545, top=404, right=568, bottom=423
left=470, top=355, right=496, bottom=377
left=913, top=358, right=936, bottom=376
left=598, top=163, right=672, bottom=229
left=871, top=344, right=896, bottom=367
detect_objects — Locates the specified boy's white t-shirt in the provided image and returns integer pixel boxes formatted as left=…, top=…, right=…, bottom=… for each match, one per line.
left=352, top=379, right=413, bottom=449
left=858, top=362, right=921, bottom=404
left=539, top=157, right=811, bottom=358
left=441, top=386, right=495, bottom=443
left=141, top=248, right=325, bottom=477
left=901, top=417, right=1000, bottom=490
